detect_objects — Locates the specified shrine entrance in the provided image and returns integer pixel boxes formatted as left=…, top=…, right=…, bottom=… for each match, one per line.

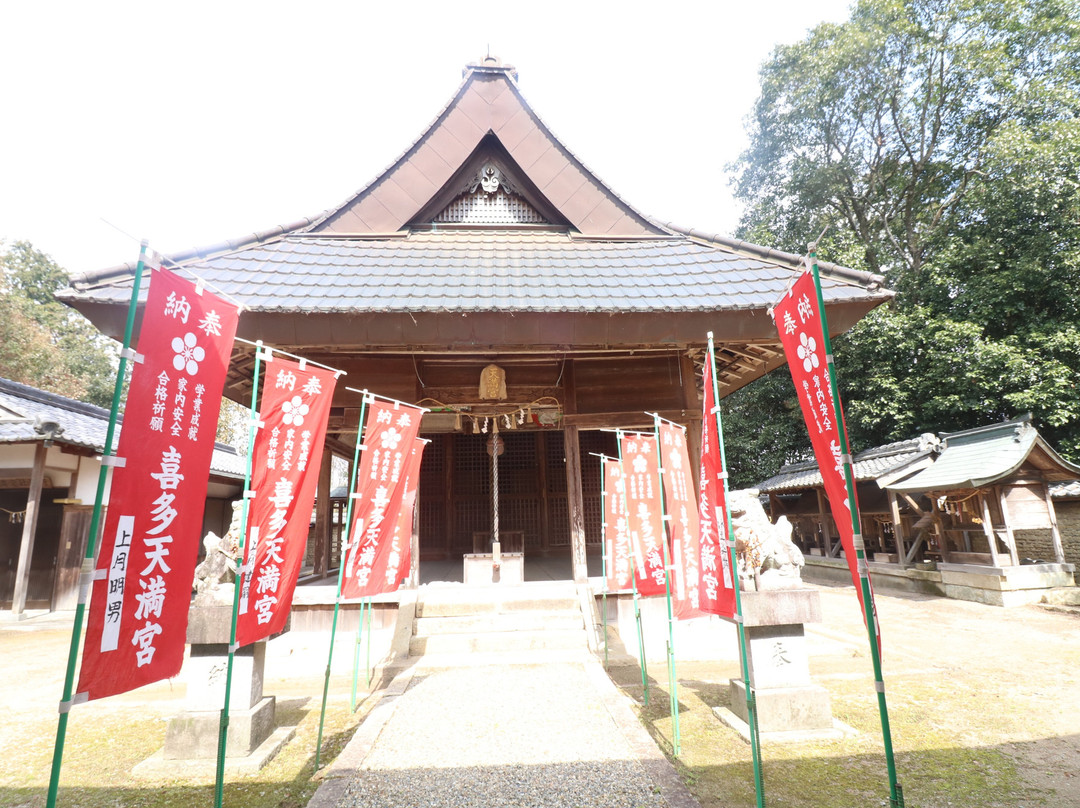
left=415, top=430, right=614, bottom=580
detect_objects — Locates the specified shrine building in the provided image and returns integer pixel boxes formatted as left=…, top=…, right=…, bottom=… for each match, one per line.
left=60, top=56, right=892, bottom=585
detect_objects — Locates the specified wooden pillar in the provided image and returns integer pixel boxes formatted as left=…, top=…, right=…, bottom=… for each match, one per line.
left=52, top=505, right=94, bottom=611
left=536, top=431, right=550, bottom=554
left=979, top=492, right=1003, bottom=567
left=888, top=490, right=908, bottom=568
left=1044, top=482, right=1066, bottom=564
left=679, top=352, right=702, bottom=492
left=816, top=488, right=835, bottom=556
left=11, top=442, right=48, bottom=618
left=995, top=485, right=1021, bottom=566
left=312, top=447, right=333, bottom=578
left=410, top=490, right=421, bottom=586
left=564, top=426, right=588, bottom=583
left=562, top=360, right=588, bottom=583
left=444, top=435, right=454, bottom=556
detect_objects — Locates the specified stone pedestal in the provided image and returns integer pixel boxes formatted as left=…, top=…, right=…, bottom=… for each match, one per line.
left=463, top=552, right=524, bottom=585
left=135, top=597, right=294, bottom=778
left=716, top=588, right=851, bottom=742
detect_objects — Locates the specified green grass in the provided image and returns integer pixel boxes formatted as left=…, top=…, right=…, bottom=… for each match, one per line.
left=1, top=691, right=370, bottom=808
left=614, top=661, right=1046, bottom=808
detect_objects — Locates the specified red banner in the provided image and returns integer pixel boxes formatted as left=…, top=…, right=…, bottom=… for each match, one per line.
left=381, top=438, right=426, bottom=594
left=79, top=269, right=239, bottom=701
left=697, top=351, right=736, bottom=618
left=619, top=432, right=667, bottom=597
left=658, top=422, right=705, bottom=620
left=341, top=399, right=424, bottom=599
left=602, top=458, right=633, bottom=591
left=235, top=358, right=337, bottom=646
left=772, top=270, right=871, bottom=623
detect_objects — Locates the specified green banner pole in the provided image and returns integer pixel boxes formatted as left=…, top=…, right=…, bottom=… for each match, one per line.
left=46, top=242, right=150, bottom=808
left=707, top=332, right=766, bottom=808
left=650, top=414, right=681, bottom=757
left=808, top=251, right=903, bottom=807
left=315, top=393, right=368, bottom=769
left=349, top=597, right=365, bottom=712
left=213, top=341, right=265, bottom=808
left=615, top=431, right=649, bottom=707
left=364, top=594, right=373, bottom=687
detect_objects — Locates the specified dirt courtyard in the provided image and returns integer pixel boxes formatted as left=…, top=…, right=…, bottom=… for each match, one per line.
left=2, top=582, right=1080, bottom=807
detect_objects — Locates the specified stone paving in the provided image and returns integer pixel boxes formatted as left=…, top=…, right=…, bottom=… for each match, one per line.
left=308, top=658, right=698, bottom=808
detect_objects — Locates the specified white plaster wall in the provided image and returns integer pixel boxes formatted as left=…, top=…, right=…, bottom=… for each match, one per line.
left=0, top=444, right=36, bottom=468
left=73, top=456, right=108, bottom=503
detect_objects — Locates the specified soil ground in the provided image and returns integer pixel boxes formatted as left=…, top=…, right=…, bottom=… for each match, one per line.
left=611, top=582, right=1080, bottom=807
left=2, top=582, right=1079, bottom=807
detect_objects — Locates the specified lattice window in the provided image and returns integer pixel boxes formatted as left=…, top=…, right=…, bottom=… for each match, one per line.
left=454, top=500, right=490, bottom=551
left=454, top=436, right=490, bottom=496
left=580, top=432, right=616, bottom=546
left=501, top=498, right=541, bottom=549
left=545, top=434, right=567, bottom=494
left=435, top=189, right=547, bottom=225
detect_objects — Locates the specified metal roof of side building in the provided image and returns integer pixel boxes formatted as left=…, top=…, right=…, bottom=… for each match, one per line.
left=757, top=416, right=1080, bottom=495
left=0, top=377, right=245, bottom=479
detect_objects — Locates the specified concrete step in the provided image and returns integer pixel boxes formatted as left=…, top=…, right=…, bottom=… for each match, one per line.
left=416, top=584, right=579, bottom=618
left=409, top=628, right=588, bottom=656
left=414, top=611, right=583, bottom=637
left=408, top=647, right=592, bottom=669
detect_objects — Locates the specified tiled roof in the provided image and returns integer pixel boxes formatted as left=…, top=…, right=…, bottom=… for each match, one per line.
left=758, top=437, right=928, bottom=492
left=886, top=416, right=1080, bottom=492
left=63, top=231, right=889, bottom=314
left=0, top=377, right=244, bottom=479
left=1051, top=480, right=1080, bottom=499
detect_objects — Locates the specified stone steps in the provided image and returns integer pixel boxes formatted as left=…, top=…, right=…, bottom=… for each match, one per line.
left=409, top=582, right=590, bottom=665
left=414, top=612, right=583, bottom=636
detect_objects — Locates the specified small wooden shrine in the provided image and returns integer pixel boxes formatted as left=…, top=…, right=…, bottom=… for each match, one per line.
left=760, top=415, right=1080, bottom=605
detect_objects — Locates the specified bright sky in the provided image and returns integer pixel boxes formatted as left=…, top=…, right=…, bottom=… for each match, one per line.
left=0, top=1, right=853, bottom=276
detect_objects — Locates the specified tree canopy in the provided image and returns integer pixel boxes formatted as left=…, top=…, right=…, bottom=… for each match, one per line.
left=724, top=0, right=1080, bottom=487
left=0, top=240, right=118, bottom=407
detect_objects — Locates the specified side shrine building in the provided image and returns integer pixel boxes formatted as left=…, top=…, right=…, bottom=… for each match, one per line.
left=61, top=57, right=891, bottom=585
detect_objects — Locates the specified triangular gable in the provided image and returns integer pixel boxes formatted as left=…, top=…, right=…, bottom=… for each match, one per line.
left=309, top=57, right=664, bottom=237
left=414, top=135, right=567, bottom=227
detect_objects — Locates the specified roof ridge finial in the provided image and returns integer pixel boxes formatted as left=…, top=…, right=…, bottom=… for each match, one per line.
left=464, top=54, right=518, bottom=82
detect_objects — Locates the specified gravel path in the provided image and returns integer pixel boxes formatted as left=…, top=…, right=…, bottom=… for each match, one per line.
left=312, top=661, right=687, bottom=808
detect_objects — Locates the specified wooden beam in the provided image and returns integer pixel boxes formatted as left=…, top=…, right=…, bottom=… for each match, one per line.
left=562, top=409, right=692, bottom=429
left=816, top=488, right=835, bottom=557
left=888, top=490, right=909, bottom=568
left=899, top=492, right=926, bottom=515
left=979, top=492, right=1002, bottom=568
left=679, top=352, right=702, bottom=492
left=312, top=447, right=333, bottom=578
left=1044, top=482, right=1066, bottom=563
left=995, top=485, right=1021, bottom=566
left=904, top=530, right=928, bottom=565
left=11, top=442, right=48, bottom=618
left=322, top=435, right=356, bottom=459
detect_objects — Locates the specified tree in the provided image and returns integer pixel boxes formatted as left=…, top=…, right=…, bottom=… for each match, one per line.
left=0, top=240, right=118, bottom=407
left=727, top=0, right=1080, bottom=484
